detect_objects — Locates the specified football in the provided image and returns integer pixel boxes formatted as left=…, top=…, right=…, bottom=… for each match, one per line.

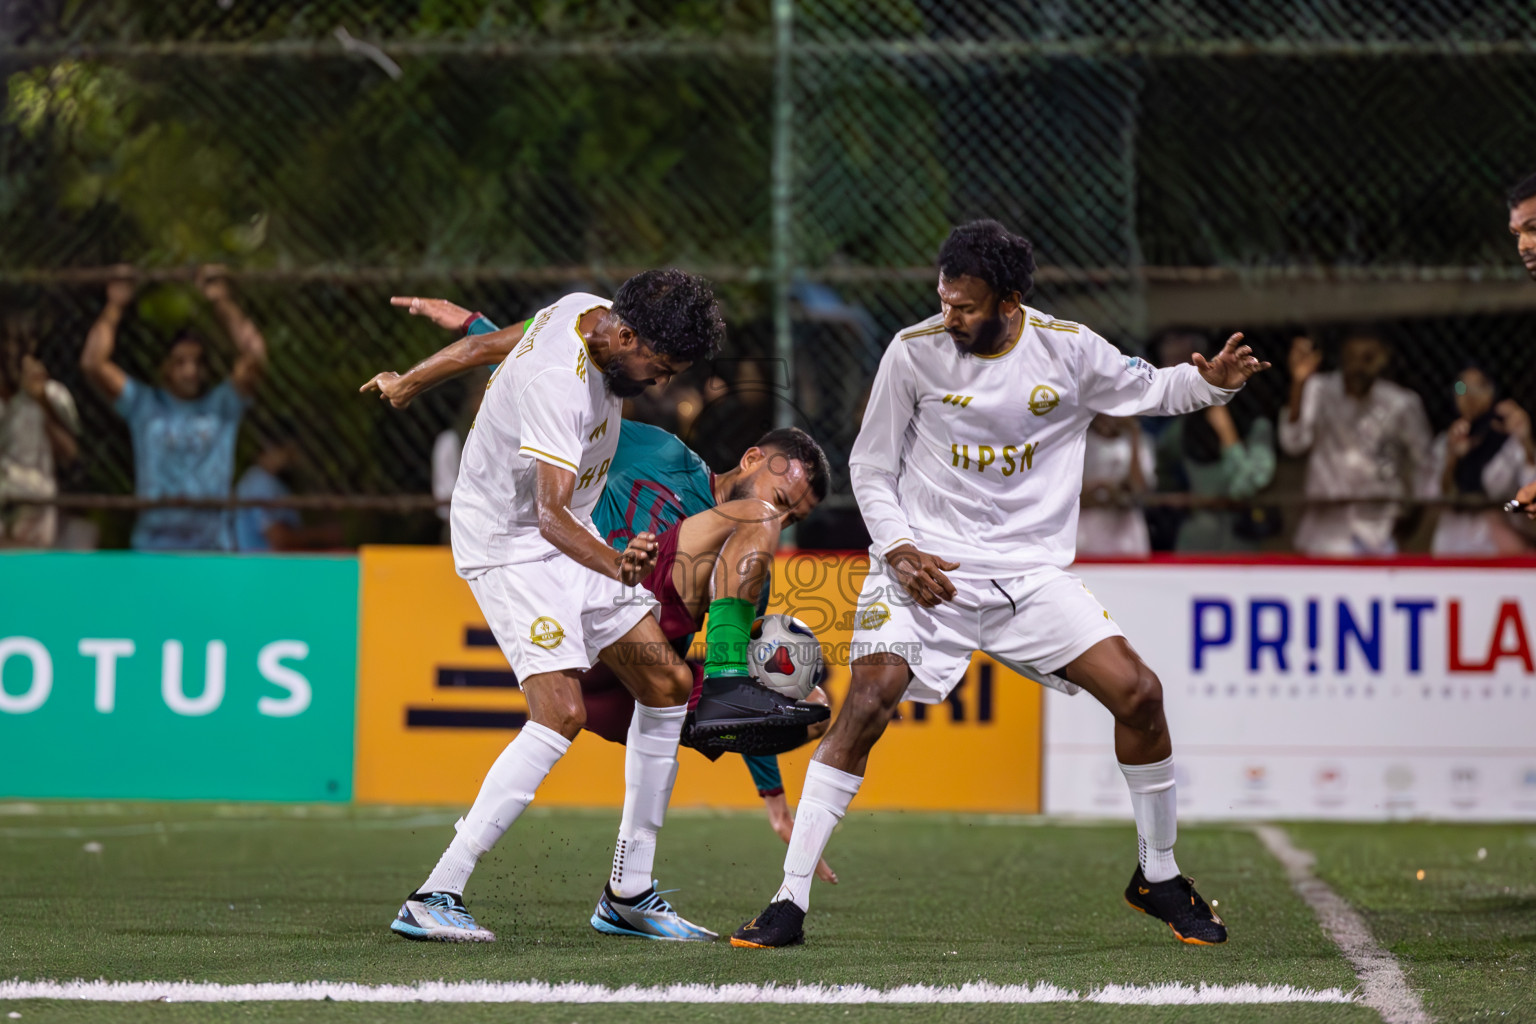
left=747, top=614, right=826, bottom=700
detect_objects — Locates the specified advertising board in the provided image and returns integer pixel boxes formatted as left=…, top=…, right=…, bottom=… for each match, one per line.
left=1049, top=561, right=1536, bottom=820
left=0, top=553, right=358, bottom=801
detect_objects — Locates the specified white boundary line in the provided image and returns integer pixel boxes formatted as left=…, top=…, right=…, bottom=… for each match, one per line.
left=1254, top=825, right=1432, bottom=1024
left=0, top=979, right=1354, bottom=1005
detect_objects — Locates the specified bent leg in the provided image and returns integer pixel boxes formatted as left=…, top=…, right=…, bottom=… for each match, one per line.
left=1062, top=637, right=1179, bottom=882
left=691, top=500, right=781, bottom=680
left=772, top=653, right=911, bottom=911
left=1061, top=635, right=1169, bottom=766
left=598, top=613, right=694, bottom=897
left=420, top=670, right=581, bottom=896
left=671, top=498, right=783, bottom=625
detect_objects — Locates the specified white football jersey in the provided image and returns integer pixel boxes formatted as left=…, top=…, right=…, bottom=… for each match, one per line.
left=850, top=307, right=1238, bottom=577
left=451, top=292, right=623, bottom=578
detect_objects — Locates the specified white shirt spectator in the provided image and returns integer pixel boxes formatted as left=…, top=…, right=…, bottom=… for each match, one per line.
left=1077, top=425, right=1154, bottom=556
left=1278, top=371, right=1434, bottom=556
left=1427, top=430, right=1536, bottom=555
left=432, top=428, right=461, bottom=523
left=0, top=379, right=79, bottom=547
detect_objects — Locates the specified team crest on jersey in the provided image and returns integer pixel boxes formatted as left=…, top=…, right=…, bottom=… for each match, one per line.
left=857, top=602, right=891, bottom=631
left=529, top=616, right=565, bottom=650
left=1028, top=384, right=1061, bottom=416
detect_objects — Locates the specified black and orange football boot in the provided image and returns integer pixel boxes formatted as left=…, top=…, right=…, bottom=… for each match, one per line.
left=1123, top=865, right=1228, bottom=944
left=729, top=900, right=806, bottom=948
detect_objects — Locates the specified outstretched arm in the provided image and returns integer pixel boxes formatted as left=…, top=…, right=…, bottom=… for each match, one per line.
left=198, top=266, right=267, bottom=397
left=1082, top=331, right=1266, bottom=418
left=80, top=271, right=135, bottom=402
left=359, top=296, right=528, bottom=409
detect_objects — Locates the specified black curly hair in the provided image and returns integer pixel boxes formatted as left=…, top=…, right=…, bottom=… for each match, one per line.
left=1509, top=171, right=1536, bottom=208
left=754, top=426, right=832, bottom=502
left=936, top=220, right=1036, bottom=304
left=610, top=269, right=725, bottom=362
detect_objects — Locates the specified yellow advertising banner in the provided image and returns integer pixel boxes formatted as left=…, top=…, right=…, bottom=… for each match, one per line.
left=355, top=546, right=1040, bottom=812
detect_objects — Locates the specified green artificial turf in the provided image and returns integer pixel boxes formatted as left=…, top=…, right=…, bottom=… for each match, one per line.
left=1288, top=822, right=1536, bottom=1022
left=0, top=803, right=1376, bottom=1023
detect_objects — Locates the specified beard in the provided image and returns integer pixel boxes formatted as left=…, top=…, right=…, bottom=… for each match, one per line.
left=954, top=311, right=1007, bottom=354
left=602, top=358, right=651, bottom=398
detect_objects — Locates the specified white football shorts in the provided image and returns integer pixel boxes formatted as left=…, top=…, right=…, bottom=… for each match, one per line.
left=849, top=563, right=1123, bottom=704
left=468, top=550, right=653, bottom=680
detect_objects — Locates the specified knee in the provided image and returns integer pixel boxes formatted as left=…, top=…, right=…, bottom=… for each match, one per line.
left=655, top=661, right=693, bottom=706
left=723, top=503, right=782, bottom=556
left=530, top=691, right=587, bottom=740
left=1110, top=664, right=1164, bottom=731
left=841, top=669, right=905, bottom=736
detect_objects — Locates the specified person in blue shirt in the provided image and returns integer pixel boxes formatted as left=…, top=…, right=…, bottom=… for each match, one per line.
left=364, top=296, right=837, bottom=884
left=234, top=427, right=346, bottom=552
left=234, top=438, right=301, bottom=552
left=81, top=267, right=268, bottom=551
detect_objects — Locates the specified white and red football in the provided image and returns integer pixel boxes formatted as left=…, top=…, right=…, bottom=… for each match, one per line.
left=747, top=614, right=826, bottom=700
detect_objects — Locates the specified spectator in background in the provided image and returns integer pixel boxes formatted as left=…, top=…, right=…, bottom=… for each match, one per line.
left=1279, top=329, right=1433, bottom=556
left=80, top=266, right=267, bottom=551
left=1174, top=402, right=1277, bottom=551
left=1426, top=365, right=1536, bottom=555
left=1143, top=327, right=1209, bottom=550
left=1077, top=415, right=1152, bottom=556
left=235, top=425, right=344, bottom=552
left=0, top=324, right=80, bottom=547
left=686, top=358, right=774, bottom=471
left=431, top=372, right=487, bottom=543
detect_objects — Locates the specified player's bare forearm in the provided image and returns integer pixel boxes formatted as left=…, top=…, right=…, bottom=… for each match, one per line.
left=534, top=461, right=654, bottom=583
left=372, top=326, right=524, bottom=408
left=413, top=331, right=514, bottom=384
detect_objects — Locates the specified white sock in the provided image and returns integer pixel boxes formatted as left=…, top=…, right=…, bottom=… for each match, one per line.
left=421, top=722, right=570, bottom=895
left=774, top=760, right=862, bottom=911
left=610, top=702, right=687, bottom=898
left=1120, top=756, right=1180, bottom=883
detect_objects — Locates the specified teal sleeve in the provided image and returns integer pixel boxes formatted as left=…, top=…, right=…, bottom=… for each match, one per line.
left=467, top=315, right=499, bottom=335
left=744, top=753, right=783, bottom=796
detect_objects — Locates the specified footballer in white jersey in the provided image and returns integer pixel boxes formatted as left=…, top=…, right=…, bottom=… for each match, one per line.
left=733, top=220, right=1270, bottom=953
left=380, top=270, right=732, bottom=945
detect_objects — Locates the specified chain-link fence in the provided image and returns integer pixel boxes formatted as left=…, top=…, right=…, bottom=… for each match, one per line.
left=5, top=1, right=1536, bottom=547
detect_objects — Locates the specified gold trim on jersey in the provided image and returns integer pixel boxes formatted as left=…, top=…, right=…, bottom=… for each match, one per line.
left=900, top=323, right=948, bottom=340
left=1028, top=316, right=1079, bottom=334
left=518, top=445, right=577, bottom=471
left=571, top=304, right=608, bottom=361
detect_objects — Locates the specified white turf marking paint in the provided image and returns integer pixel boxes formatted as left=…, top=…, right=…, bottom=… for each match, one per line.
left=1255, top=825, right=1433, bottom=1024
left=0, top=980, right=1353, bottom=1005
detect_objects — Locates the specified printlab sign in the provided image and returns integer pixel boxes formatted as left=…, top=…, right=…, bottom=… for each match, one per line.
left=0, top=554, right=357, bottom=801
left=1049, top=564, right=1536, bottom=821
